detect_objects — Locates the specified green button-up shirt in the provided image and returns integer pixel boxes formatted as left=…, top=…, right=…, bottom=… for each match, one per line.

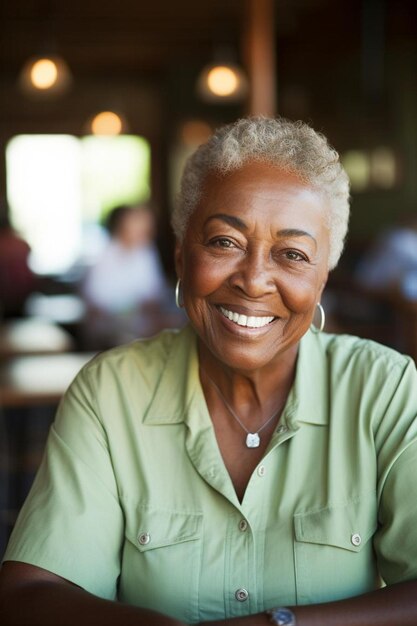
left=4, top=325, right=417, bottom=623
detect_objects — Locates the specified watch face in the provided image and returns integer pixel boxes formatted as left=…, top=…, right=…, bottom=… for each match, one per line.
left=275, top=607, right=296, bottom=625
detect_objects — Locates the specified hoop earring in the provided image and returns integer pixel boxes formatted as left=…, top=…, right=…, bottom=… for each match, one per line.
left=310, top=302, right=325, bottom=334
left=175, top=279, right=183, bottom=308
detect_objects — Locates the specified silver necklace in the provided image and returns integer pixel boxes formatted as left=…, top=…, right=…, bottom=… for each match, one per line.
left=204, top=371, right=281, bottom=449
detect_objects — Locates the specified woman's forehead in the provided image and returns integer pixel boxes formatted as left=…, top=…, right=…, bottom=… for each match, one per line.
left=205, top=160, right=308, bottom=185
left=197, top=163, right=327, bottom=221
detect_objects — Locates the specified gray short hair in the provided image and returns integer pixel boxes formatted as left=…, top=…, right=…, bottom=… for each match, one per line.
left=172, top=116, right=350, bottom=269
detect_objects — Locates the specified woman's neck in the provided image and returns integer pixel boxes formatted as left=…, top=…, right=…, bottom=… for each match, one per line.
left=197, top=339, right=299, bottom=419
left=197, top=339, right=299, bottom=501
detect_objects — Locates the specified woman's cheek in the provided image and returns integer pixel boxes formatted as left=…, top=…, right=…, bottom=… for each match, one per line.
left=185, top=250, right=229, bottom=297
left=279, top=275, right=321, bottom=313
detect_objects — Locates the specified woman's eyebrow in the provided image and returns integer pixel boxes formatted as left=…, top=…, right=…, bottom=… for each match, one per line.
left=204, top=217, right=317, bottom=244
left=277, top=228, right=317, bottom=243
left=205, top=213, right=247, bottom=230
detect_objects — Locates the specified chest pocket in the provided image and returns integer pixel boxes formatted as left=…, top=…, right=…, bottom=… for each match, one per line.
left=120, top=505, right=203, bottom=624
left=293, top=494, right=379, bottom=605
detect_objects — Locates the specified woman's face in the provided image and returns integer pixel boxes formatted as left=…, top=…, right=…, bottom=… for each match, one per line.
left=175, top=161, right=330, bottom=372
left=117, top=209, right=154, bottom=248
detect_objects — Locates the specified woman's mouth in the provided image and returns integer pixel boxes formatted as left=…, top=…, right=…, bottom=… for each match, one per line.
left=218, top=306, right=275, bottom=328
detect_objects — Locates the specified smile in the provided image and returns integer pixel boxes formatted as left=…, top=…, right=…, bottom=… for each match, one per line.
left=219, top=306, right=275, bottom=328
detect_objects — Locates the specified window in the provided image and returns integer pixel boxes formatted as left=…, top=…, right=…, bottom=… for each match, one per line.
left=6, top=134, right=150, bottom=275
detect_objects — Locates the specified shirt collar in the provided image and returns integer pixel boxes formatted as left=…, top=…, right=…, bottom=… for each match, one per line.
left=144, top=325, right=329, bottom=427
left=143, top=325, right=199, bottom=425
left=286, top=329, right=329, bottom=426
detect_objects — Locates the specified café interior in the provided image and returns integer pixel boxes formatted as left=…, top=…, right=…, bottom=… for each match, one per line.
left=0, top=0, right=417, bottom=557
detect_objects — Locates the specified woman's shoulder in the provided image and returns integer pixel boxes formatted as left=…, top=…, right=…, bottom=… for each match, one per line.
left=312, top=331, right=415, bottom=378
left=74, top=325, right=194, bottom=390
left=300, top=332, right=417, bottom=436
left=91, top=325, right=190, bottom=363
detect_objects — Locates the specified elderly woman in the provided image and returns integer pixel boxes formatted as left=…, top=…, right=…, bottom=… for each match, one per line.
left=1, top=117, right=417, bottom=626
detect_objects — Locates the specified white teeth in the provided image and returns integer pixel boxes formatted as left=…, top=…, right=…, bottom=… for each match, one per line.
left=219, top=306, right=274, bottom=328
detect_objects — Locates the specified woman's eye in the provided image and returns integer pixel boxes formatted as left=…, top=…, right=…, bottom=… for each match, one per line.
left=284, top=250, right=307, bottom=262
left=210, top=237, right=235, bottom=248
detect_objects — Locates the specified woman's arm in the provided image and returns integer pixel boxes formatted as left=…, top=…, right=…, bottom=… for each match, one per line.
left=0, top=561, right=187, bottom=626
left=199, top=579, right=417, bottom=626
left=2, top=563, right=417, bottom=626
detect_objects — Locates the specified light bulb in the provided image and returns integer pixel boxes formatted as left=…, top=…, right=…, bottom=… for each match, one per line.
left=91, top=111, right=123, bottom=135
left=19, top=55, right=72, bottom=97
left=197, top=62, right=248, bottom=103
left=30, top=58, right=58, bottom=90
left=206, top=66, right=239, bottom=96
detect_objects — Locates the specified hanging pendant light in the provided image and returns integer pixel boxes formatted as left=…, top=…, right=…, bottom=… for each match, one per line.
left=19, top=54, right=72, bottom=97
left=197, top=61, right=248, bottom=103
left=196, top=43, right=248, bottom=104
left=87, top=111, right=128, bottom=136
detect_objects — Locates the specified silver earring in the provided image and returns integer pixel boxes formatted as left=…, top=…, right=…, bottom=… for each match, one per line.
left=310, top=302, right=325, bottom=333
left=175, top=279, right=183, bottom=308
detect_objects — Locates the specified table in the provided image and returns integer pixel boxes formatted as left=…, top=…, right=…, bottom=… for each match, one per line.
left=0, top=350, right=96, bottom=556
left=25, top=293, right=86, bottom=325
left=0, top=352, right=96, bottom=407
left=0, top=318, right=75, bottom=358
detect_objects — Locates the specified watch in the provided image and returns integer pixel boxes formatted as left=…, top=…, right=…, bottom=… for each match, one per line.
left=266, top=607, right=297, bottom=626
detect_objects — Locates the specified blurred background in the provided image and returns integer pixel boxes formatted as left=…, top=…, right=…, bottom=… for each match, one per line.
left=1, top=0, right=417, bottom=553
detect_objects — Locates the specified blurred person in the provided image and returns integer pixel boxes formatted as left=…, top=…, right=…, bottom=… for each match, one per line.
left=0, top=211, right=36, bottom=318
left=354, top=215, right=417, bottom=292
left=1, top=117, right=417, bottom=626
left=81, top=204, right=168, bottom=347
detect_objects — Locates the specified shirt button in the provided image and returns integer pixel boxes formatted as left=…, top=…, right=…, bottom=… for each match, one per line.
left=351, top=533, right=362, bottom=547
left=235, top=588, right=249, bottom=602
left=238, top=519, right=248, bottom=532
left=138, top=532, right=150, bottom=545
left=277, top=424, right=288, bottom=434
left=257, top=465, right=266, bottom=477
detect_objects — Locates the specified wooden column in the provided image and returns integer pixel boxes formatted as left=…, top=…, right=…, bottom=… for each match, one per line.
left=243, top=0, right=277, bottom=117
left=0, top=135, right=8, bottom=208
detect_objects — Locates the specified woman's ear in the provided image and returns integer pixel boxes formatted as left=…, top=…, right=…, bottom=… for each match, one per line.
left=174, top=240, right=183, bottom=278
left=319, top=273, right=329, bottom=299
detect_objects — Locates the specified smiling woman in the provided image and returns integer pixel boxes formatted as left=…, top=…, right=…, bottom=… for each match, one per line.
left=175, top=163, right=330, bottom=375
left=1, top=118, right=417, bottom=626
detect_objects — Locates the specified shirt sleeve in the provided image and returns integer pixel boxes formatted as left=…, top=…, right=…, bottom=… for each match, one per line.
left=373, top=357, right=417, bottom=584
left=3, top=365, right=124, bottom=600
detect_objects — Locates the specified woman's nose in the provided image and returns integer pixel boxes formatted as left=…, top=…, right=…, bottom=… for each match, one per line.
left=229, top=251, right=276, bottom=298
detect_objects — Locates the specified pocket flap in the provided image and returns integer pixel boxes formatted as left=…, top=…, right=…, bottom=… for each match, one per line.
left=294, top=495, right=377, bottom=553
left=130, top=505, right=202, bottom=552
